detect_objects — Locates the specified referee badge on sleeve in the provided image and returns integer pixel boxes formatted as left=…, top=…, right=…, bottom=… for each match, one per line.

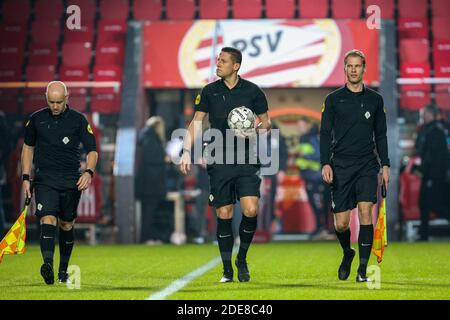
left=87, top=124, right=94, bottom=134
left=195, top=94, right=201, bottom=105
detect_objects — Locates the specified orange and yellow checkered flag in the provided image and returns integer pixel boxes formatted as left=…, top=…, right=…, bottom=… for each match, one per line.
left=0, top=198, right=30, bottom=263
left=372, top=184, right=387, bottom=264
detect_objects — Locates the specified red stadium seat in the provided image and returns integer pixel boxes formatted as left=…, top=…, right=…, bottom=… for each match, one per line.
left=133, top=0, right=162, bottom=20
left=397, top=18, right=429, bottom=39
left=232, top=0, right=262, bottom=19
left=398, top=0, right=428, bottom=18
left=332, top=0, right=362, bottom=19
left=34, top=0, right=63, bottom=21
left=431, top=0, right=450, bottom=18
left=299, top=0, right=328, bottom=18
left=0, top=23, right=27, bottom=45
left=364, top=0, right=394, bottom=19
left=0, top=67, right=22, bottom=82
left=28, top=44, right=58, bottom=66
left=92, top=65, right=122, bottom=88
left=166, top=0, right=196, bottom=20
left=99, top=0, right=130, bottom=21
left=23, top=90, right=47, bottom=114
left=67, top=0, right=96, bottom=23
left=435, top=91, right=450, bottom=111
left=199, top=0, right=228, bottom=19
left=432, top=18, right=450, bottom=41
left=68, top=95, right=87, bottom=112
left=0, top=43, right=25, bottom=68
left=399, top=39, right=429, bottom=64
left=95, top=42, right=125, bottom=66
left=399, top=91, right=431, bottom=111
left=433, top=40, right=450, bottom=78
left=97, top=20, right=127, bottom=43
left=64, top=21, right=95, bottom=43
left=60, top=66, right=90, bottom=81
left=62, top=42, right=93, bottom=67
left=400, top=62, right=431, bottom=92
left=91, top=92, right=121, bottom=113
left=31, top=20, right=61, bottom=45
left=0, top=89, right=19, bottom=113
left=92, top=66, right=123, bottom=99
left=266, top=0, right=295, bottom=19
left=2, top=0, right=30, bottom=24
left=26, top=65, right=56, bottom=81
left=93, top=65, right=123, bottom=81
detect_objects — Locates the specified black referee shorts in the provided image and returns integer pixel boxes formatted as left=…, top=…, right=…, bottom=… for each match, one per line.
left=207, top=164, right=261, bottom=208
left=34, top=184, right=81, bottom=222
left=330, top=156, right=380, bottom=213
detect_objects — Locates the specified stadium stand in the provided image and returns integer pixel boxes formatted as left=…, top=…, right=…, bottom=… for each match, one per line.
left=199, top=0, right=229, bottom=19
left=298, top=0, right=328, bottom=18
left=34, top=0, right=63, bottom=21
left=232, top=0, right=262, bottom=19
left=133, top=0, right=163, bottom=20
left=398, top=0, right=428, bottom=18
left=365, top=0, right=394, bottom=19
left=166, top=0, right=196, bottom=20
left=1, top=0, right=30, bottom=24
left=331, top=0, right=362, bottom=19
left=99, top=0, right=130, bottom=21
left=266, top=0, right=296, bottom=19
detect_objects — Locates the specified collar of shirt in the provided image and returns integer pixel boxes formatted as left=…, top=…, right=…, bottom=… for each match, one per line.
left=46, top=104, right=70, bottom=120
left=344, top=83, right=365, bottom=96
left=219, top=75, right=243, bottom=91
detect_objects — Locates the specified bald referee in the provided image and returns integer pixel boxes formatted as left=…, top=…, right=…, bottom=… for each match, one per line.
left=320, top=50, right=390, bottom=282
left=21, top=81, right=98, bottom=285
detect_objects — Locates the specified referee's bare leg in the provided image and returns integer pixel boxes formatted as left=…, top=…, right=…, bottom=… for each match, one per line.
left=334, top=210, right=355, bottom=280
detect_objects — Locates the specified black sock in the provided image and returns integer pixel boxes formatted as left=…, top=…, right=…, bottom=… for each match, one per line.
left=358, top=224, right=374, bottom=274
left=217, top=218, right=234, bottom=272
left=237, top=215, right=257, bottom=261
left=59, top=228, right=74, bottom=273
left=335, top=227, right=352, bottom=253
left=40, top=224, right=56, bottom=266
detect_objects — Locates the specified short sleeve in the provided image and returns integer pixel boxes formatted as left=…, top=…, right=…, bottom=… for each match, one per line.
left=24, top=116, right=37, bottom=146
left=194, top=88, right=209, bottom=113
left=253, top=87, right=268, bottom=115
left=79, top=115, right=97, bottom=153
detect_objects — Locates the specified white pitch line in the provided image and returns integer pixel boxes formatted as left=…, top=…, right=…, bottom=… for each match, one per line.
left=146, top=257, right=222, bottom=300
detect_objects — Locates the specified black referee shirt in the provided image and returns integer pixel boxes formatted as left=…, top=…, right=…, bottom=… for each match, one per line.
left=320, top=85, right=390, bottom=167
left=24, top=106, right=97, bottom=187
left=194, top=76, right=268, bottom=161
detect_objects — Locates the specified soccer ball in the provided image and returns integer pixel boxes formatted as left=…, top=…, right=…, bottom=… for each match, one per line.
left=227, top=106, right=256, bottom=135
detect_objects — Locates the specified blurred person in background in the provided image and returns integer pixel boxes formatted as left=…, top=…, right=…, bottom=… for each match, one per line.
left=295, top=117, right=331, bottom=240
left=136, top=116, right=171, bottom=245
left=0, top=111, right=13, bottom=237
left=415, top=104, right=450, bottom=241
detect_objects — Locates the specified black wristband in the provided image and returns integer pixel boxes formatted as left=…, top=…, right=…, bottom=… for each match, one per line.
left=84, top=169, right=94, bottom=177
left=22, top=174, right=30, bottom=181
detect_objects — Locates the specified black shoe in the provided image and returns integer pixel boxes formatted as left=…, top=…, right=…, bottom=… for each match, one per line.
left=58, top=271, right=71, bottom=284
left=338, top=249, right=355, bottom=280
left=235, top=258, right=250, bottom=282
left=40, top=263, right=54, bottom=285
left=356, top=270, right=371, bottom=282
left=220, top=269, right=233, bottom=283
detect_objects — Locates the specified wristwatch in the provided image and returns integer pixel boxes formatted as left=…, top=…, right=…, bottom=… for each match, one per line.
left=84, top=169, right=94, bottom=177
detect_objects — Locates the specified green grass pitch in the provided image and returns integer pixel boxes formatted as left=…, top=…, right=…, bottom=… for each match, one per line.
left=0, top=242, right=449, bottom=300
